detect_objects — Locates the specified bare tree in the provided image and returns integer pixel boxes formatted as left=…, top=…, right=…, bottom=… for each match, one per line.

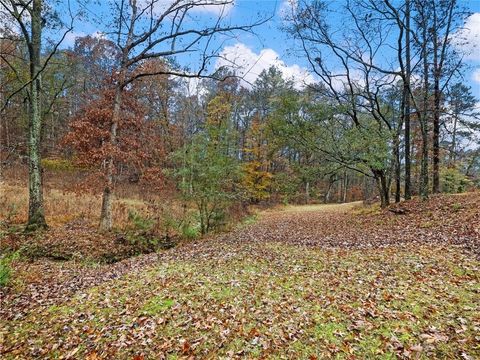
left=404, top=0, right=412, bottom=200
left=412, top=0, right=431, bottom=200
left=286, top=0, right=411, bottom=207
left=429, top=0, right=466, bottom=193
left=94, top=0, right=268, bottom=231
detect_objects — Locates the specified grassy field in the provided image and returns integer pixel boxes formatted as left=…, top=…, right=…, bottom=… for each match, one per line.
left=0, top=181, right=165, bottom=229
left=1, top=191, right=479, bottom=359
left=2, top=243, right=479, bottom=359
left=280, top=201, right=363, bottom=213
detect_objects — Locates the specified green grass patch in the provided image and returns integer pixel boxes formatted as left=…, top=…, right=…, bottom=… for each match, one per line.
left=2, top=243, right=479, bottom=359
left=140, top=296, right=175, bottom=315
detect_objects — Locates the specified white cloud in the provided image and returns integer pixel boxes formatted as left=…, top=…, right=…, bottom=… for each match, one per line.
left=453, top=12, right=480, bottom=61
left=63, top=31, right=86, bottom=47
left=142, top=0, right=234, bottom=17
left=62, top=30, right=105, bottom=47
left=216, top=42, right=315, bottom=89
left=193, top=1, right=234, bottom=16
left=0, top=8, right=20, bottom=36
left=278, top=0, right=297, bottom=18
left=473, top=68, right=480, bottom=83
left=327, top=69, right=367, bottom=92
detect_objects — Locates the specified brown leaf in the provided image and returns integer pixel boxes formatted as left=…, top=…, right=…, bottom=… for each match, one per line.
left=86, top=351, right=101, bottom=360
left=182, top=341, right=192, bottom=355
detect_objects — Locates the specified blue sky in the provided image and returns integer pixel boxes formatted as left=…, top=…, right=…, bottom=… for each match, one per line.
left=64, top=0, right=480, bottom=96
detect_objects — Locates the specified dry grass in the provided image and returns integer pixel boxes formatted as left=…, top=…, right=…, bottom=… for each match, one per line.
left=0, top=181, right=188, bottom=262
left=0, top=182, right=154, bottom=228
left=279, top=201, right=363, bottom=214
left=1, top=165, right=179, bottom=229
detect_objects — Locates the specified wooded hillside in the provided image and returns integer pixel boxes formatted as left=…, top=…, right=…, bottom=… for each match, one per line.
left=1, top=1, right=479, bottom=358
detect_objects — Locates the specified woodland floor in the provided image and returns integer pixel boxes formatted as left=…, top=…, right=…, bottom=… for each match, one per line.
left=1, top=193, right=479, bottom=359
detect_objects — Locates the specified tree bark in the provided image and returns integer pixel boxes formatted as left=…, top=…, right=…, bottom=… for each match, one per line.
left=374, top=170, right=390, bottom=208
left=305, top=181, right=310, bottom=204
left=420, top=18, right=429, bottom=201
left=404, top=0, right=412, bottom=200
left=26, top=0, right=47, bottom=231
left=432, top=9, right=440, bottom=194
left=324, top=176, right=334, bottom=203
left=394, top=137, right=401, bottom=203
left=99, top=84, right=122, bottom=231
left=432, top=74, right=440, bottom=193
left=450, top=109, right=458, bottom=164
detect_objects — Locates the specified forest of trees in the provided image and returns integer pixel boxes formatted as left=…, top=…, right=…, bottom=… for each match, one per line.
left=1, top=1, right=480, bottom=358
left=1, top=0, right=479, bottom=233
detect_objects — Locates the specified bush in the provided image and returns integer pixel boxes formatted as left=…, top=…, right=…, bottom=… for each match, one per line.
left=440, top=167, right=473, bottom=194
left=125, top=210, right=159, bottom=252
left=125, top=210, right=178, bottom=252
left=181, top=224, right=200, bottom=239
left=41, top=158, right=76, bottom=171
left=271, top=172, right=300, bottom=204
left=0, top=251, right=19, bottom=287
left=127, top=209, right=154, bottom=232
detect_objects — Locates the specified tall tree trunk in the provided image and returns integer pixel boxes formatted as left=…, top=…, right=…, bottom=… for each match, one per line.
left=381, top=172, right=390, bottom=208
left=26, top=0, right=47, bottom=231
left=432, top=74, right=440, bottom=193
left=432, top=10, right=440, bottom=194
left=420, top=15, right=429, bottom=201
left=98, top=0, right=136, bottom=231
left=324, top=176, right=334, bottom=203
left=99, top=84, right=122, bottom=231
left=374, top=170, right=390, bottom=208
left=450, top=110, right=458, bottom=164
left=432, top=0, right=455, bottom=192
left=394, top=137, right=401, bottom=203
left=404, top=0, right=412, bottom=200
left=305, top=181, right=310, bottom=204
left=420, top=125, right=429, bottom=200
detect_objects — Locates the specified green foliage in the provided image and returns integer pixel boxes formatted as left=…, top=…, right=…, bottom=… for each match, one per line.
left=269, top=90, right=393, bottom=204
left=0, top=251, right=20, bottom=287
left=181, top=224, right=200, bottom=239
left=125, top=210, right=159, bottom=252
left=343, top=117, right=392, bottom=172
left=127, top=210, right=154, bottom=232
left=177, top=210, right=201, bottom=239
left=272, top=171, right=302, bottom=204
left=41, top=158, right=76, bottom=171
left=170, top=94, right=241, bottom=234
left=451, top=203, right=462, bottom=212
left=440, top=167, right=473, bottom=193
left=243, top=214, right=258, bottom=225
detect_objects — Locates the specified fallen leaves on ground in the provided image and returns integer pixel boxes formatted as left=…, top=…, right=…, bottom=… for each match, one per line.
left=1, top=192, right=479, bottom=359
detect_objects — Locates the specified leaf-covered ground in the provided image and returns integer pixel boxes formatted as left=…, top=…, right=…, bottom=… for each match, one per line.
left=1, top=193, right=479, bottom=359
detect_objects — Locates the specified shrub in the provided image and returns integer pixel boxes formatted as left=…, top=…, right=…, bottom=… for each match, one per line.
left=0, top=251, right=19, bottom=287
left=272, top=172, right=300, bottom=204
left=440, top=167, right=473, bottom=194
left=170, top=133, right=241, bottom=234
left=124, top=210, right=178, bottom=252
left=181, top=224, right=200, bottom=239
left=127, top=209, right=154, bottom=232
left=41, top=158, right=76, bottom=171
left=125, top=210, right=158, bottom=252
